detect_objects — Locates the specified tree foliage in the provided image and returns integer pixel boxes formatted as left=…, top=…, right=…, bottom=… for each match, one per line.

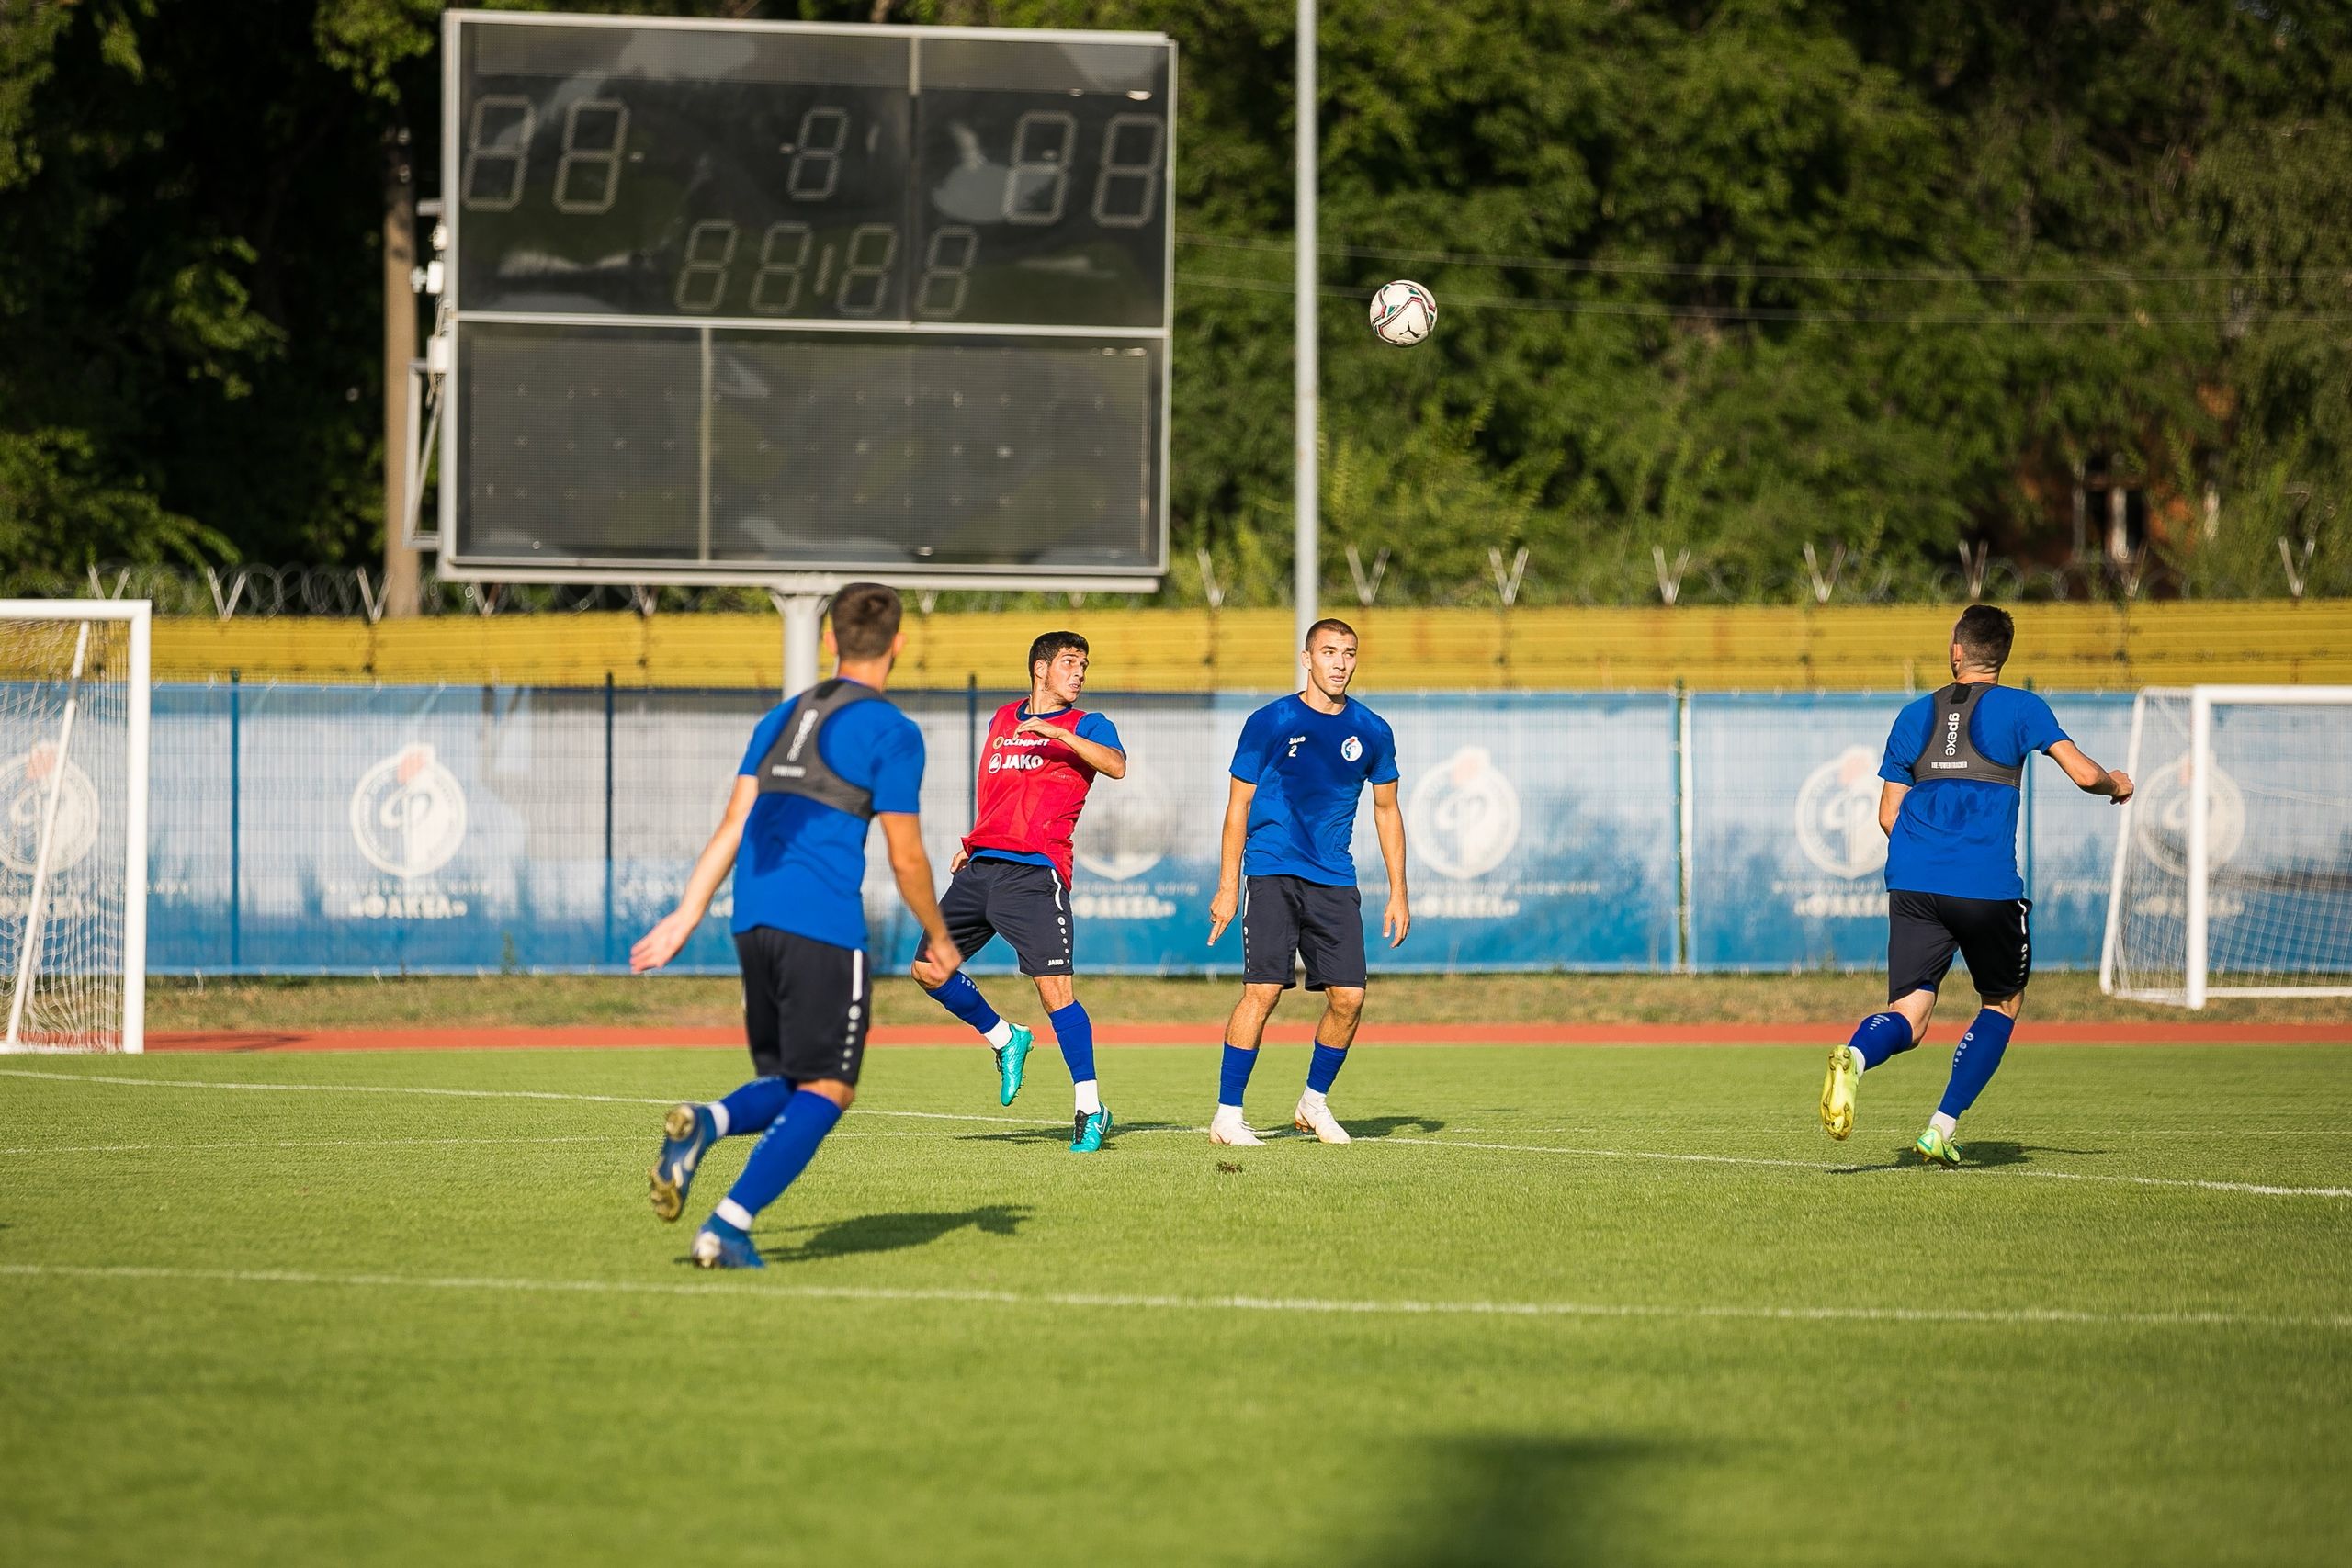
left=2, top=0, right=2348, bottom=601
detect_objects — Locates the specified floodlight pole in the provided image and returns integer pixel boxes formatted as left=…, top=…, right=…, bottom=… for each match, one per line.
left=1293, top=0, right=1318, bottom=656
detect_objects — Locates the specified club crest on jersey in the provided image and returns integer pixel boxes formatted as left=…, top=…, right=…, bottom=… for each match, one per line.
left=1341, top=736, right=1363, bottom=762
left=1793, top=745, right=1888, bottom=880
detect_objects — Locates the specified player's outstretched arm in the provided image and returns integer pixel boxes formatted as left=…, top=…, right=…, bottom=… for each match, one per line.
left=882, top=812, right=965, bottom=985
left=1207, top=777, right=1255, bottom=944
left=1372, top=780, right=1410, bottom=948
left=1877, top=781, right=1910, bottom=837
left=630, top=775, right=756, bottom=972
left=2048, top=740, right=2133, bottom=804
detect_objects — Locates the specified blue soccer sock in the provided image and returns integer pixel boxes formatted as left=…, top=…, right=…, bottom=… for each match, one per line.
left=1049, top=1001, right=1101, bottom=1114
left=711, top=1076, right=794, bottom=1138
left=1938, top=1009, right=2016, bottom=1121
left=926, top=970, right=1010, bottom=1046
left=1306, top=1043, right=1349, bottom=1095
left=1847, top=1010, right=1917, bottom=1072
left=1217, top=1043, right=1259, bottom=1111
left=712, top=1089, right=844, bottom=1229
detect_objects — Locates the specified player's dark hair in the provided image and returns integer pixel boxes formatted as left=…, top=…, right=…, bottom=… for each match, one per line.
left=1027, top=630, right=1089, bottom=681
left=1952, top=604, right=2015, bottom=671
left=830, top=582, right=902, bottom=660
left=1304, top=616, right=1358, bottom=649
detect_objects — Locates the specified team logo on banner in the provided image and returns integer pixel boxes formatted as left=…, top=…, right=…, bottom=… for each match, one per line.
left=1076, top=781, right=1180, bottom=883
left=1794, top=746, right=1887, bottom=880
left=350, top=743, right=469, bottom=880
left=1408, top=746, right=1521, bottom=881
left=0, top=744, right=99, bottom=876
left=2132, top=751, right=2245, bottom=878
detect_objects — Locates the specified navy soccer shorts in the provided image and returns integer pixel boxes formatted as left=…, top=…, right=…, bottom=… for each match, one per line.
left=1887, top=890, right=2032, bottom=1003
left=1242, top=874, right=1367, bottom=991
left=923, top=855, right=1073, bottom=978
left=735, top=927, right=872, bottom=1085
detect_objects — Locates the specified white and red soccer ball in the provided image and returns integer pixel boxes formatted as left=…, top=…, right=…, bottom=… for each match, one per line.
left=1368, top=279, right=1437, bottom=345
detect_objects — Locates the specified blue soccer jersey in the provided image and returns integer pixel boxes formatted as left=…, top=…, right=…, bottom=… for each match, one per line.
left=732, top=686, right=925, bottom=950
left=1878, top=684, right=2069, bottom=901
left=1229, top=694, right=1400, bottom=886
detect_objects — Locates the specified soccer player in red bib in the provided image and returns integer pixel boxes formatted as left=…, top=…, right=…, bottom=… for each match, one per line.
left=913, top=631, right=1127, bottom=1152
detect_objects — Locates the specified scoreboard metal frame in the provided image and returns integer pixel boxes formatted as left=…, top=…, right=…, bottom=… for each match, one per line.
left=434, top=10, right=1173, bottom=591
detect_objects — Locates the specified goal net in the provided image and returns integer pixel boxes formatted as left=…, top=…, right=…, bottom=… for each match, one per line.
left=0, top=602, right=149, bottom=1053
left=2102, top=684, right=2352, bottom=1008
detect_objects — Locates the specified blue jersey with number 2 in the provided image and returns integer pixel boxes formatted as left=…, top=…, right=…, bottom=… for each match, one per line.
left=1230, top=694, right=1400, bottom=886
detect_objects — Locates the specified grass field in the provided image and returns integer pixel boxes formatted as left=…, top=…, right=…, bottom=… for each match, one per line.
left=5, top=1037, right=2348, bottom=1566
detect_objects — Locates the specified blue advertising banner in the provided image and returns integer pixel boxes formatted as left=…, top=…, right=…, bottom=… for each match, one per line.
left=1685, top=690, right=2132, bottom=973
left=141, top=682, right=2123, bottom=976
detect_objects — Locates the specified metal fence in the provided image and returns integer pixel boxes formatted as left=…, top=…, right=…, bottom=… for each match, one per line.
left=134, top=682, right=2133, bottom=976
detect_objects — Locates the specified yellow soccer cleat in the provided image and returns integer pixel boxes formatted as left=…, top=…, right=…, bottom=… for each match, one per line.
left=1915, top=1125, right=1962, bottom=1167
left=1818, top=1044, right=1859, bottom=1141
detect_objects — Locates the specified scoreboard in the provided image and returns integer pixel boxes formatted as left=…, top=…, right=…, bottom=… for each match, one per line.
left=436, top=12, right=1172, bottom=583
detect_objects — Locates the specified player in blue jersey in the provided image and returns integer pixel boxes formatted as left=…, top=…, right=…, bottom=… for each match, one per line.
left=1818, top=604, right=2132, bottom=1165
left=1205, top=618, right=1410, bottom=1145
left=632, top=583, right=963, bottom=1269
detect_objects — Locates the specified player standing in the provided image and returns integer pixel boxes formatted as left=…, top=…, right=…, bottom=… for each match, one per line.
left=1818, top=604, right=2132, bottom=1164
left=636, top=584, right=963, bottom=1269
left=915, top=631, right=1127, bottom=1152
left=1205, top=618, right=1409, bottom=1145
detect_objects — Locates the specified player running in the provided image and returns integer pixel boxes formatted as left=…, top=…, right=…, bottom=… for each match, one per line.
left=915, top=631, right=1127, bottom=1152
left=1205, top=617, right=1409, bottom=1145
left=1818, top=604, right=2132, bottom=1165
left=636, top=584, right=963, bottom=1269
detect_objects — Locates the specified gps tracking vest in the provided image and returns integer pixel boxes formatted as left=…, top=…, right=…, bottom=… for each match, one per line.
left=758, top=678, right=885, bottom=818
left=1910, top=682, right=2023, bottom=788
left=965, top=702, right=1098, bottom=884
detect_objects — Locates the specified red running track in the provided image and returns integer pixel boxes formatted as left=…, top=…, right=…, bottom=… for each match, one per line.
left=146, top=1021, right=2352, bottom=1054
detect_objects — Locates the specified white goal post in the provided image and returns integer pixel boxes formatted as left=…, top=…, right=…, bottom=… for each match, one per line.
left=2101, top=683, right=2352, bottom=1009
left=0, top=601, right=149, bottom=1053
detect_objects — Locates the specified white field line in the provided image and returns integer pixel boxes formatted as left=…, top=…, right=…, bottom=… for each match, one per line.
left=3, top=1261, right=2344, bottom=1333
left=0, top=1129, right=1017, bottom=1158
left=5, top=1067, right=2346, bottom=1199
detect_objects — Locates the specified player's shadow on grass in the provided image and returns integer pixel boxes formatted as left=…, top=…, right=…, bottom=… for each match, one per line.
left=1835, top=1139, right=2109, bottom=1173
left=1339, top=1114, right=1447, bottom=1140
left=1361, top=1435, right=1667, bottom=1566
left=956, top=1122, right=1188, bottom=1146
left=786, top=1203, right=1030, bottom=1260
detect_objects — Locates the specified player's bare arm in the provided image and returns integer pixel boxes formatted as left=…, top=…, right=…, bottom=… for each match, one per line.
left=1016, top=713, right=1127, bottom=779
left=1372, top=778, right=1410, bottom=947
left=886, top=812, right=964, bottom=987
left=1877, top=780, right=1910, bottom=837
left=1207, top=776, right=1255, bottom=944
left=630, top=774, right=757, bottom=972
left=2048, top=740, right=2132, bottom=803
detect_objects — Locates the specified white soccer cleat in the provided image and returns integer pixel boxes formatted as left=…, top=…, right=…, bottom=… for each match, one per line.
left=1293, top=1095, right=1351, bottom=1145
left=1208, top=1110, right=1265, bottom=1147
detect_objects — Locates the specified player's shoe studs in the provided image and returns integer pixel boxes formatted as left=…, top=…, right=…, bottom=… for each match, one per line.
left=1208, top=1111, right=1264, bottom=1147
left=1293, top=1096, right=1351, bottom=1145
left=1915, top=1126, right=1963, bottom=1167
left=649, top=1102, right=718, bottom=1223
left=691, top=1219, right=765, bottom=1270
left=1819, top=1045, right=1859, bottom=1142
left=994, top=1023, right=1035, bottom=1106
left=1069, top=1106, right=1114, bottom=1153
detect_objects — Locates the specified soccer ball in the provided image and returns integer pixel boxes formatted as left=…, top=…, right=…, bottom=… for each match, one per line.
left=1368, top=279, right=1437, bottom=345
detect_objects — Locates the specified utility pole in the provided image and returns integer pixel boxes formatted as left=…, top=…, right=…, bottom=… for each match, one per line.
left=381, top=121, right=423, bottom=618
left=1293, top=0, right=1318, bottom=654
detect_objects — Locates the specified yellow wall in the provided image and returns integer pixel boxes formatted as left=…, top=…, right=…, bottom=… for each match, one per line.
left=149, top=601, right=2352, bottom=690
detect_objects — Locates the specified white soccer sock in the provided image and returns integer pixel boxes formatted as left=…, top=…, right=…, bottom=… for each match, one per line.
left=1929, top=1111, right=1958, bottom=1137
left=1298, top=1087, right=1328, bottom=1112
left=714, top=1199, right=754, bottom=1232
left=1074, top=1080, right=1102, bottom=1115
left=707, top=1101, right=731, bottom=1138
left=1213, top=1103, right=1246, bottom=1122
left=984, top=1020, right=1013, bottom=1049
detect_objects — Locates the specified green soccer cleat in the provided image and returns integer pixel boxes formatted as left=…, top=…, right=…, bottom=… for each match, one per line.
left=1069, top=1105, right=1113, bottom=1153
left=1915, top=1125, right=1962, bottom=1167
left=994, top=1023, right=1035, bottom=1106
left=1819, top=1044, right=1859, bottom=1142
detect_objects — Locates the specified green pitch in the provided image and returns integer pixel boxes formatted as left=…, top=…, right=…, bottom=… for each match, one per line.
left=4, top=1042, right=2347, bottom=1566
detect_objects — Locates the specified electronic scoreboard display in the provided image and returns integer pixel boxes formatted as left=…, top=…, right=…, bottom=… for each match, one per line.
left=437, top=13, right=1172, bottom=581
